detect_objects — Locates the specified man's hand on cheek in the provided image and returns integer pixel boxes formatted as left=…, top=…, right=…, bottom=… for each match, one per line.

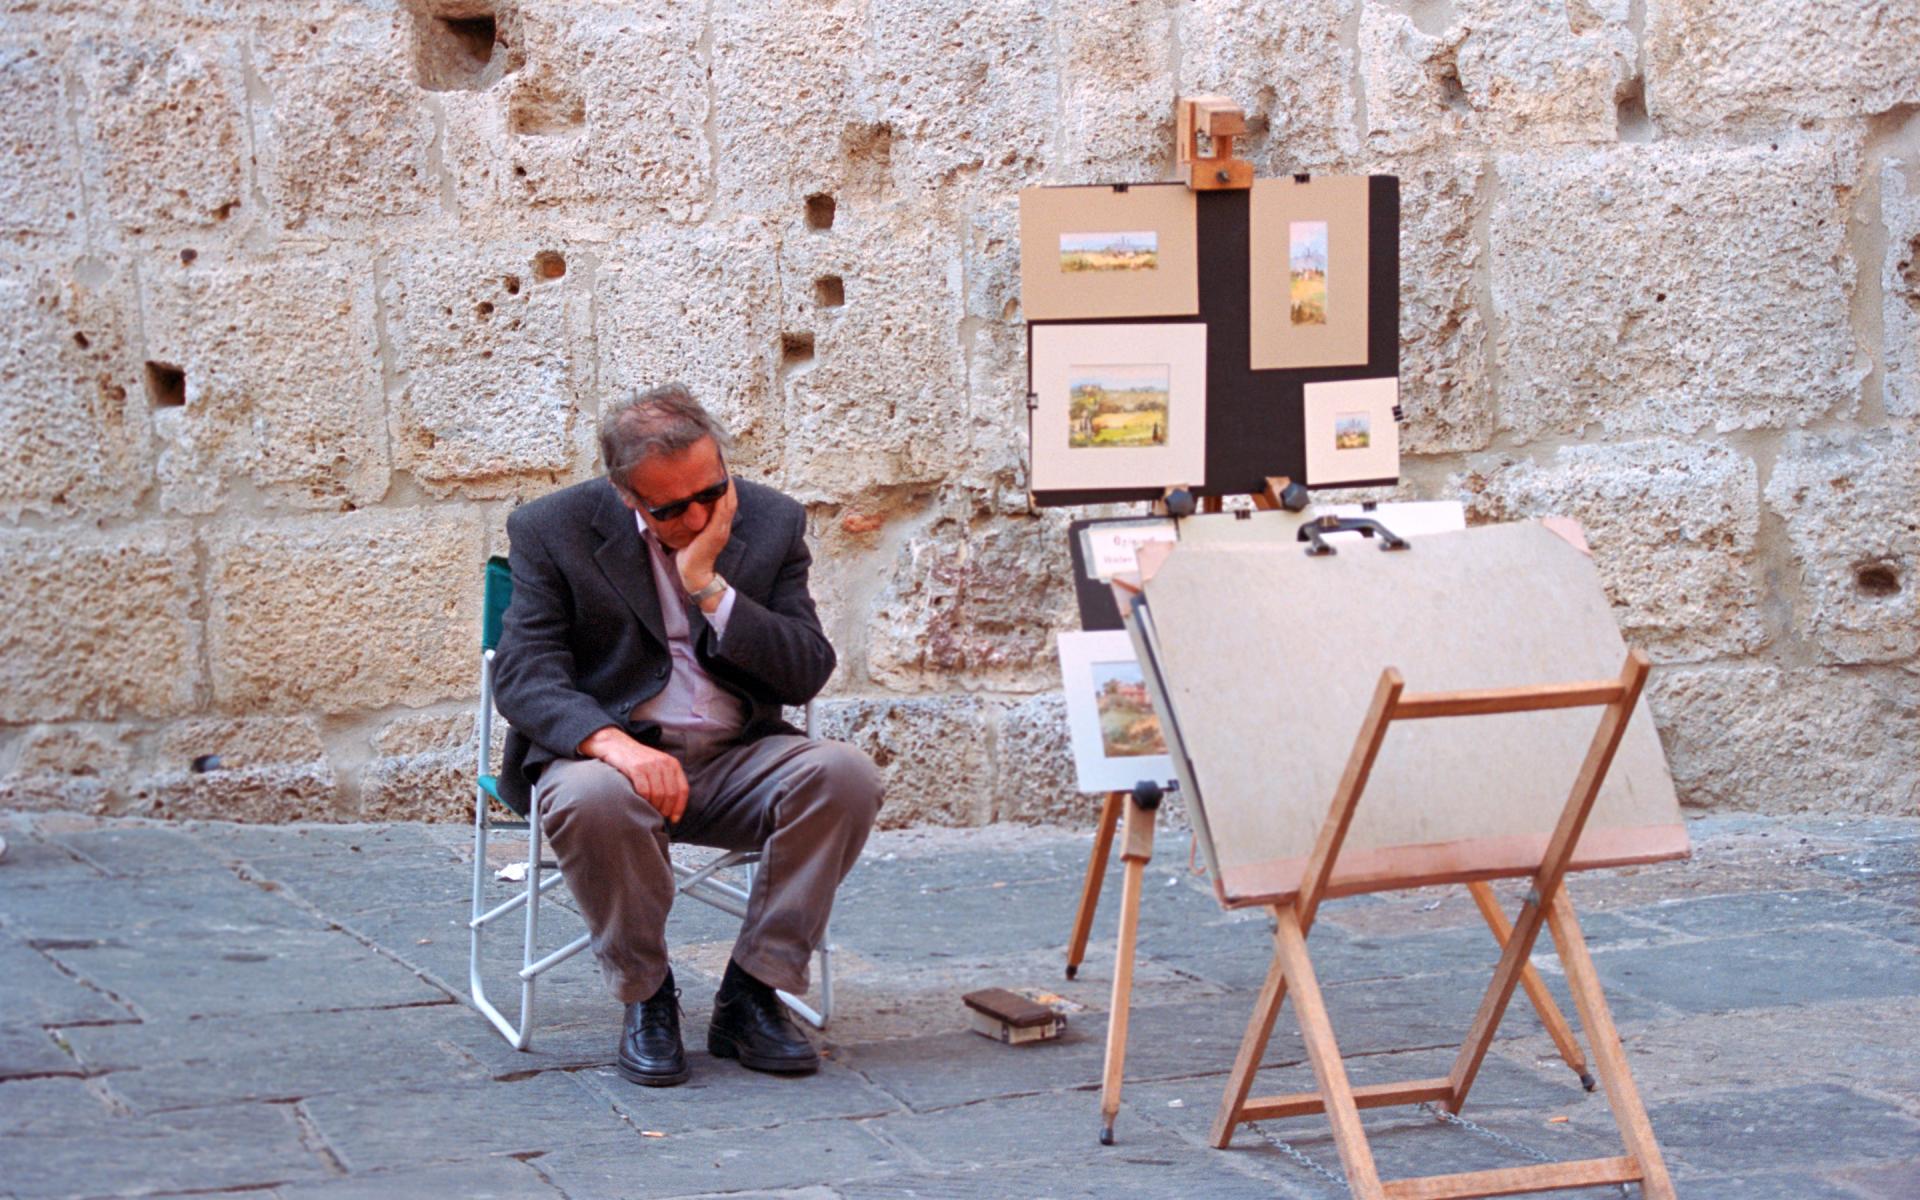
left=677, top=479, right=737, bottom=595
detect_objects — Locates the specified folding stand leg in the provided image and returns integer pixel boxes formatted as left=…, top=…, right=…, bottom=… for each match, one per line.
left=1466, top=880, right=1594, bottom=1090
left=1208, top=933, right=1289, bottom=1148
left=1066, top=790, right=1124, bottom=980
left=1097, top=792, right=1156, bottom=1145
left=1546, top=886, right=1676, bottom=1199
left=1276, top=907, right=1385, bottom=1198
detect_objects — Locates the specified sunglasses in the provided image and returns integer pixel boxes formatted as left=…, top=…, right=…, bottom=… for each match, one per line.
left=642, top=474, right=729, bottom=522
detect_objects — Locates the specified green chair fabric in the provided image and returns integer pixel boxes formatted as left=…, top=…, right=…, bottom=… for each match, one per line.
left=482, top=556, right=513, bottom=652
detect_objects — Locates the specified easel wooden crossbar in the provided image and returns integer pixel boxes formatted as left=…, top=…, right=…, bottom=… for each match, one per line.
left=1210, top=649, right=1675, bottom=1199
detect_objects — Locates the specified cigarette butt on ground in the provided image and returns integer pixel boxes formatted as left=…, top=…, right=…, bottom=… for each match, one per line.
left=1548, top=1115, right=1570, bottom=1124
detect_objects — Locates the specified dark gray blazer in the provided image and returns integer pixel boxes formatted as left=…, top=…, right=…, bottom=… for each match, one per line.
left=491, top=476, right=835, bottom=811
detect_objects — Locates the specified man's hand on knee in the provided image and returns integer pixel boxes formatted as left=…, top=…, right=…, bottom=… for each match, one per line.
left=577, top=727, right=689, bottom=823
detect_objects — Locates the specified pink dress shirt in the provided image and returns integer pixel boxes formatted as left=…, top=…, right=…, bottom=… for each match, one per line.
left=629, top=515, right=746, bottom=738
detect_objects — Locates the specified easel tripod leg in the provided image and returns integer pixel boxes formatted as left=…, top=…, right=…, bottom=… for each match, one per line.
left=1545, top=887, right=1676, bottom=1198
left=1466, top=880, right=1594, bottom=1091
left=1067, top=790, right=1124, bottom=980
left=1209, top=915, right=1291, bottom=1148
left=1098, top=796, right=1155, bottom=1145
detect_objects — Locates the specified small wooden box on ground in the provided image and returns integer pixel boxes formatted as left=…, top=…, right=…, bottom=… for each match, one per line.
left=963, top=988, right=1066, bottom=1044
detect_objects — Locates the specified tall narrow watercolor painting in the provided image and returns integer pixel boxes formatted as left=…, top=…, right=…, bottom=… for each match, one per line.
left=1289, top=221, right=1329, bottom=325
left=1068, top=364, right=1170, bottom=449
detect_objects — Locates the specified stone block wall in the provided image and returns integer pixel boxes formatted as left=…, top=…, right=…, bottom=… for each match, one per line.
left=2, top=0, right=1916, bottom=824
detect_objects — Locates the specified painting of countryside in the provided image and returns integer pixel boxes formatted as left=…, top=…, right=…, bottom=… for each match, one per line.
left=1060, top=230, right=1159, bottom=273
left=1334, top=412, right=1371, bottom=450
left=1290, top=220, right=1328, bottom=325
left=1091, top=660, right=1167, bottom=759
left=1068, top=363, right=1170, bottom=449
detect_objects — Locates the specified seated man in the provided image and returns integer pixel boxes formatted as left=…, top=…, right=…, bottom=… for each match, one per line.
left=493, top=382, right=884, bottom=1086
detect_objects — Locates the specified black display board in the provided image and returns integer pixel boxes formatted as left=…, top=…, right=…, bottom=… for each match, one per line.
left=1028, top=176, right=1400, bottom=508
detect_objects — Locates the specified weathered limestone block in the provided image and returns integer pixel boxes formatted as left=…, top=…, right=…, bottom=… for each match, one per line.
left=866, top=499, right=1078, bottom=693
left=0, top=726, right=130, bottom=814
left=1455, top=439, right=1766, bottom=663
left=990, top=692, right=1082, bottom=825
left=1651, top=665, right=1920, bottom=815
left=1885, top=159, right=1920, bottom=420
left=0, top=525, right=199, bottom=723
left=359, top=711, right=477, bottom=822
left=1491, top=135, right=1863, bottom=441
left=0, top=261, right=149, bottom=520
left=778, top=201, right=969, bottom=500
left=132, top=717, right=339, bottom=822
left=1646, top=0, right=1920, bottom=134
left=1055, top=0, right=1176, bottom=178
left=446, top=2, right=710, bottom=223
left=1765, top=430, right=1920, bottom=665
left=961, top=196, right=1029, bottom=492
left=813, top=695, right=991, bottom=827
left=596, top=220, right=785, bottom=473
left=252, top=12, right=439, bottom=226
left=1363, top=1, right=1630, bottom=154
left=858, top=0, right=1055, bottom=195
left=206, top=509, right=482, bottom=715
left=0, top=44, right=84, bottom=241
left=1182, top=0, right=1359, bottom=172
left=1382, top=155, right=1492, bottom=454
left=710, top=1, right=865, bottom=211
left=382, top=240, right=593, bottom=497
left=139, top=253, right=387, bottom=512
left=74, top=34, right=246, bottom=229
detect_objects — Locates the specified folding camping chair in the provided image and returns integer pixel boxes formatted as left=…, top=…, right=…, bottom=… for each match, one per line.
left=468, top=555, right=835, bottom=1050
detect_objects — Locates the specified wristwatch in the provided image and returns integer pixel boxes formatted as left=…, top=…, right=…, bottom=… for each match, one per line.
left=688, top=574, right=728, bottom=605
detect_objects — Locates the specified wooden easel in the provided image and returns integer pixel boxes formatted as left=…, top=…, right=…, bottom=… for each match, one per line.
left=1065, top=489, right=1598, bottom=1146
left=1206, top=651, right=1674, bottom=1198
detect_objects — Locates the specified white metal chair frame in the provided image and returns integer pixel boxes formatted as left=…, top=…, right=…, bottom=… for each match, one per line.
left=469, top=635, right=833, bottom=1050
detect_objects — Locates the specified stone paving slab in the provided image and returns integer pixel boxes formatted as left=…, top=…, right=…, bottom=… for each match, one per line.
left=1, top=812, right=1917, bottom=1198
left=60, top=1004, right=484, bottom=1113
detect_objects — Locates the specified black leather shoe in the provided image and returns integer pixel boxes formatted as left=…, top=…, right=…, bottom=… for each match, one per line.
left=707, top=984, right=820, bottom=1074
left=617, top=978, right=690, bottom=1087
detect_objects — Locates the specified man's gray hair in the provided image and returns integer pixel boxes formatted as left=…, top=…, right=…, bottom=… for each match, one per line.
left=600, top=383, right=732, bottom=497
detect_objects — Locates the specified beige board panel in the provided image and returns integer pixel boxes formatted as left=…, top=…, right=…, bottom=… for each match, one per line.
left=1020, top=184, right=1200, bottom=320
left=1249, top=176, right=1370, bottom=370
left=1141, top=521, right=1685, bottom=907
left=1030, top=323, right=1207, bottom=492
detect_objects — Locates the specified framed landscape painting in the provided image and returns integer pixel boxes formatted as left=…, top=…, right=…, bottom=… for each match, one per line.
left=1029, top=323, right=1207, bottom=494
left=1248, top=175, right=1371, bottom=370
left=1019, top=183, right=1200, bottom=320
left=1303, top=376, right=1400, bottom=486
left=1058, top=630, right=1176, bottom=793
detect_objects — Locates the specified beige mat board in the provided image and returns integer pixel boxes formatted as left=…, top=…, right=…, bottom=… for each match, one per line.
left=1249, top=175, right=1371, bottom=370
left=1020, top=184, right=1200, bottom=320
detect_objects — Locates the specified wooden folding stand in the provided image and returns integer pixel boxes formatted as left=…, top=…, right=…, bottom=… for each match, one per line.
left=1209, top=650, right=1674, bottom=1199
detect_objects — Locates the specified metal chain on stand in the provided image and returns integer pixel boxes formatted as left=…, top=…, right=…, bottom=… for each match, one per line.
left=1247, top=1121, right=1350, bottom=1194
left=1415, top=1102, right=1632, bottom=1198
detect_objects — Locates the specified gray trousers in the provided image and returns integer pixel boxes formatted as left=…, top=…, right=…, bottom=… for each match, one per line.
left=535, top=733, right=884, bottom=1005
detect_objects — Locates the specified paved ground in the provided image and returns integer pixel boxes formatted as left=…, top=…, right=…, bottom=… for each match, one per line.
left=0, top=809, right=1915, bottom=1199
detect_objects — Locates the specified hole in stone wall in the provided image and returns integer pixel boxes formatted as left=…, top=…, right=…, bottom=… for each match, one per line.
left=780, top=332, right=815, bottom=366
left=533, top=250, right=566, bottom=280
left=1854, top=562, right=1902, bottom=598
left=213, top=202, right=236, bottom=221
left=72, top=331, right=90, bottom=349
left=475, top=301, right=495, bottom=318
left=814, top=275, right=844, bottom=308
left=503, top=274, right=521, bottom=294
left=1616, top=75, right=1652, bottom=143
left=144, top=361, right=186, bottom=408
left=1436, top=61, right=1470, bottom=114
left=805, top=192, right=836, bottom=231
left=412, top=7, right=516, bottom=92
left=1900, top=235, right=1920, bottom=302
left=179, top=248, right=198, bottom=265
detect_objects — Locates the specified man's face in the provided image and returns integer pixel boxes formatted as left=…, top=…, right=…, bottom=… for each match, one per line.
left=620, top=436, right=728, bottom=551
